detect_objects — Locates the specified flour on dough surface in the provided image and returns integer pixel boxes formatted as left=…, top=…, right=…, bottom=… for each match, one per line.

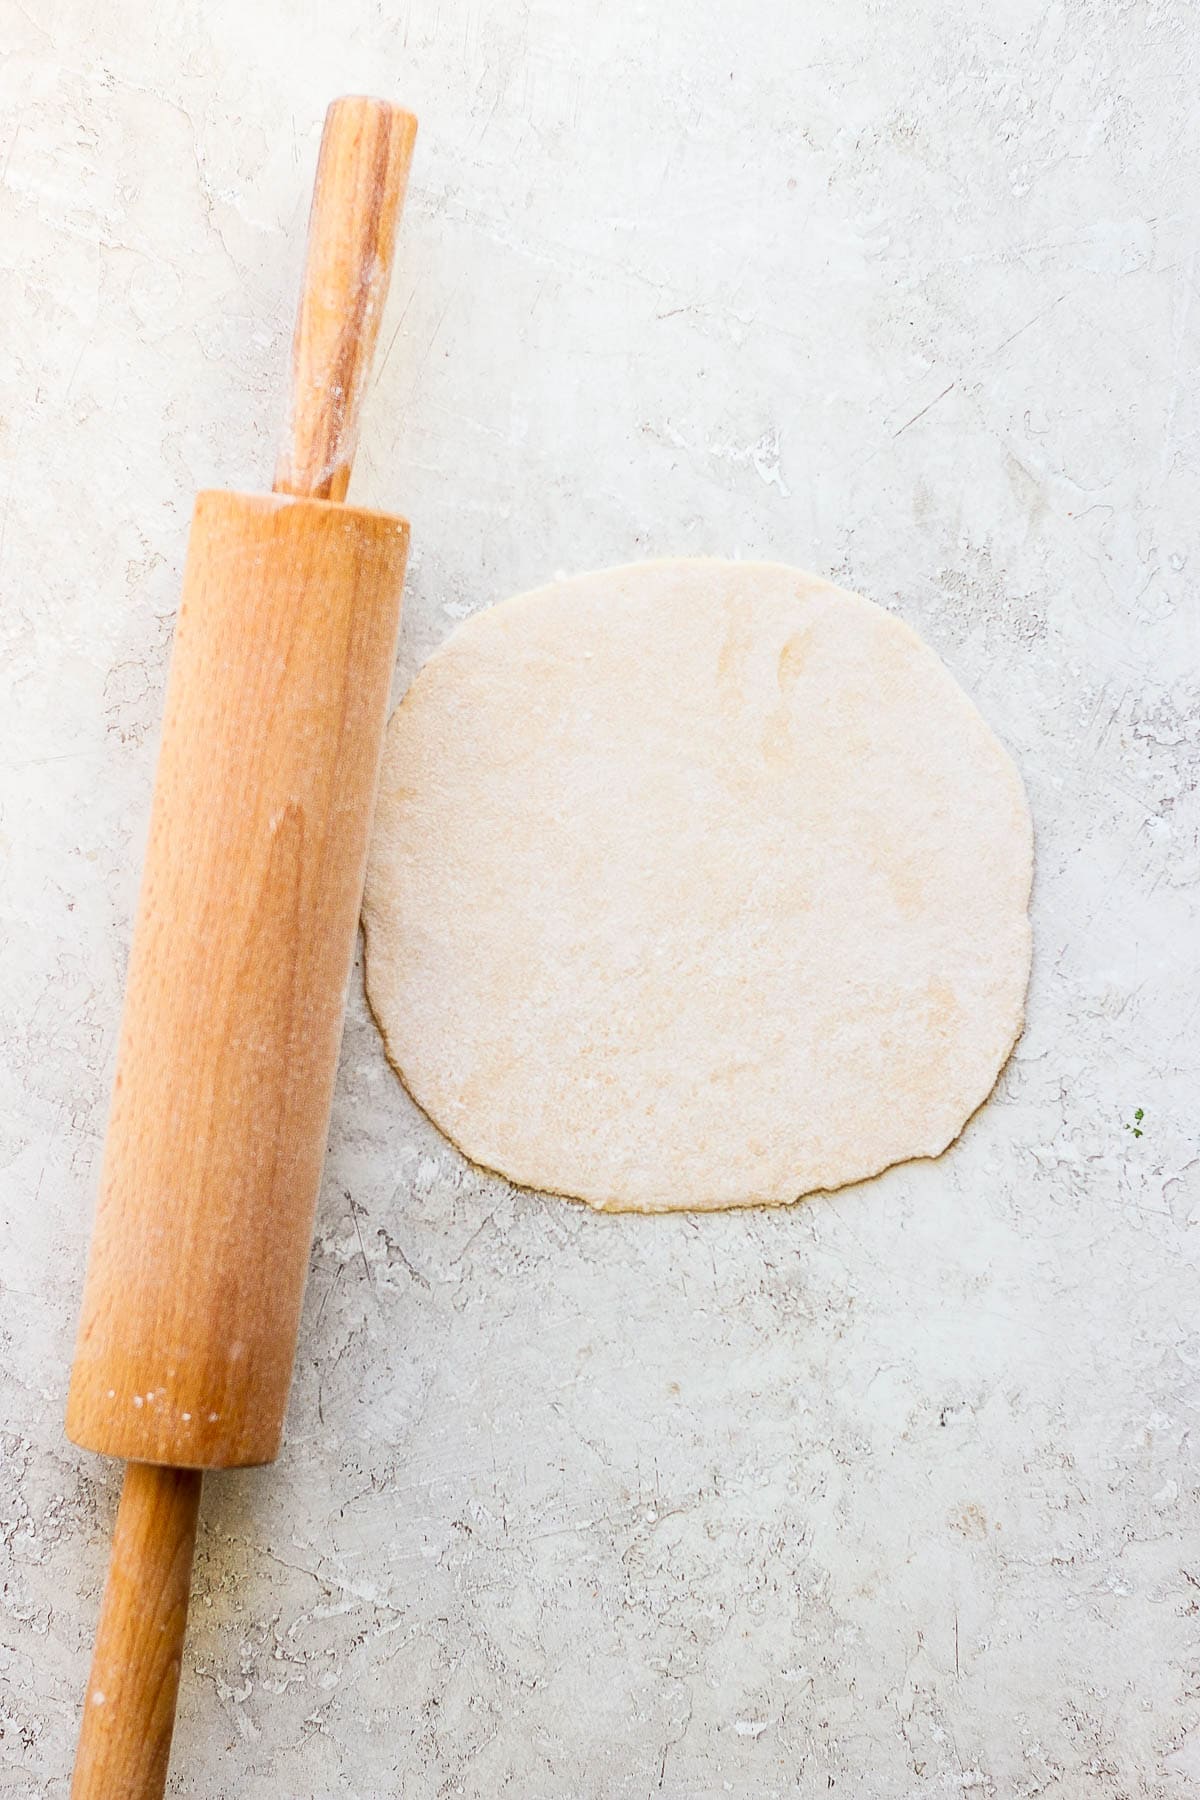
left=363, top=559, right=1032, bottom=1212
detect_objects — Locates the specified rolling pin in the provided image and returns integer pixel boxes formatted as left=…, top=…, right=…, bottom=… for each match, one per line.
left=65, top=95, right=417, bottom=1796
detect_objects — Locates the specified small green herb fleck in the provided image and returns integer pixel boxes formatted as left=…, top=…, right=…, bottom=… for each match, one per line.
left=1125, top=1107, right=1146, bottom=1138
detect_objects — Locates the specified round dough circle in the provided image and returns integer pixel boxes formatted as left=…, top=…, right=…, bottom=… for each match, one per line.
left=364, top=560, right=1032, bottom=1212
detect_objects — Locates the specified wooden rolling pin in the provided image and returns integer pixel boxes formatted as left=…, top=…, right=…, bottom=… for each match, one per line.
left=65, top=95, right=417, bottom=1797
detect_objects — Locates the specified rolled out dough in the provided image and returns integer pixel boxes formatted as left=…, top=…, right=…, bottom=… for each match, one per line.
left=363, top=560, right=1032, bottom=1212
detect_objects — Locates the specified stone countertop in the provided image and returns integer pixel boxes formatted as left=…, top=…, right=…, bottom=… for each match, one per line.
left=1, top=1, right=1197, bottom=1794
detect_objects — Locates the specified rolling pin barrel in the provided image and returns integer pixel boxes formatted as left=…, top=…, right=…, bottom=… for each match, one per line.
left=66, top=490, right=408, bottom=1469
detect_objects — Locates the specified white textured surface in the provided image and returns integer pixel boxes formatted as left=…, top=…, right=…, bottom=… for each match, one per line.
left=1, top=0, right=1197, bottom=1793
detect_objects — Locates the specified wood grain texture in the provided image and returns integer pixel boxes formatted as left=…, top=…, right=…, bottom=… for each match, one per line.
left=71, top=1464, right=202, bottom=1800
left=274, top=97, right=417, bottom=502
left=66, top=490, right=408, bottom=1468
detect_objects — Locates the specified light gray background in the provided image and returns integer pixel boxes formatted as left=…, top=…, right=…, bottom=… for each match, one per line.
left=2, top=0, right=1198, bottom=1794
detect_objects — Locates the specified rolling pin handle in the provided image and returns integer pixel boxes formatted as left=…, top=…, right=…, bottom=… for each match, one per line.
left=71, top=1465, right=203, bottom=1800
left=274, top=96, right=418, bottom=501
